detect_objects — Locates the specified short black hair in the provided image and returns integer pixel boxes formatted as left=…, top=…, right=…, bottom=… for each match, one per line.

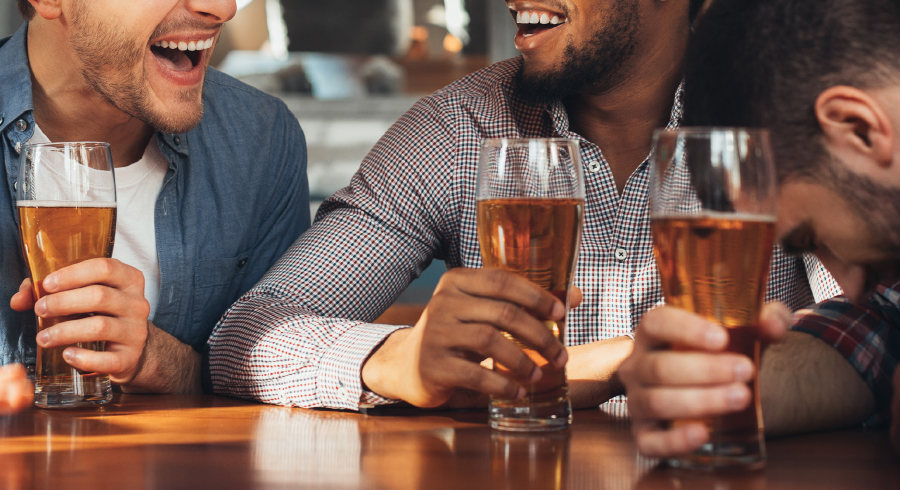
left=683, top=0, right=900, bottom=184
left=17, top=0, right=35, bottom=20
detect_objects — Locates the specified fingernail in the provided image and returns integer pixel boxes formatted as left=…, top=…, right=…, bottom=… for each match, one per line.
left=554, top=349, right=568, bottom=368
left=34, top=299, right=47, bottom=316
left=530, top=366, right=542, bottom=383
left=705, top=327, right=728, bottom=348
left=36, top=331, right=50, bottom=346
left=62, top=349, right=74, bottom=362
left=18, top=281, right=29, bottom=292
left=515, top=386, right=526, bottom=400
left=551, top=302, right=565, bottom=319
left=734, top=359, right=753, bottom=381
left=728, top=386, right=749, bottom=409
left=43, top=274, right=57, bottom=292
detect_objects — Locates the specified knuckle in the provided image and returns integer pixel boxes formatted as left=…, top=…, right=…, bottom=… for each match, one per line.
left=485, top=269, right=511, bottom=291
left=647, top=356, right=667, bottom=383
left=495, top=303, right=520, bottom=326
left=471, top=325, right=497, bottom=352
left=96, top=259, right=116, bottom=277
left=90, top=286, right=110, bottom=305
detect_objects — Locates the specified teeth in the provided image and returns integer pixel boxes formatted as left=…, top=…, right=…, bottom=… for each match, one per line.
left=153, top=37, right=214, bottom=51
left=540, top=13, right=550, bottom=24
left=529, top=12, right=539, bottom=23
left=551, top=15, right=560, bottom=24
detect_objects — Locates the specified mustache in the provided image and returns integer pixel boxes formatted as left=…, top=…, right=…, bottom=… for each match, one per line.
left=150, top=19, right=223, bottom=40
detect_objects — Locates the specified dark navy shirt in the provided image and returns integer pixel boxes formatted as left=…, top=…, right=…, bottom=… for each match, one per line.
left=0, top=23, right=310, bottom=367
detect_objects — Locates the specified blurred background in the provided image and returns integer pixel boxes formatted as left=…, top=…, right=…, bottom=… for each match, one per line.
left=0, top=0, right=521, bottom=303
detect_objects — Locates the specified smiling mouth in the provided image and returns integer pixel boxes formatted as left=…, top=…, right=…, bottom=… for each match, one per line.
left=509, top=7, right=567, bottom=37
left=150, top=37, right=214, bottom=72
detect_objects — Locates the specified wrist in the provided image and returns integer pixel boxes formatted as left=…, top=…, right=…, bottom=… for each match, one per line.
left=361, top=328, right=413, bottom=400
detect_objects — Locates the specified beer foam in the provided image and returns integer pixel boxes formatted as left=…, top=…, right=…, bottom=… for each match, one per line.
left=651, top=211, right=775, bottom=222
left=17, top=200, right=117, bottom=208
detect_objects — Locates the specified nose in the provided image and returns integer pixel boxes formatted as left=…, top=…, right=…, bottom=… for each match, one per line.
left=185, top=0, right=237, bottom=23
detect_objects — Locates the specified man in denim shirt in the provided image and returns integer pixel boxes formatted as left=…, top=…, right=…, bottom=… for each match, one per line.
left=0, top=0, right=309, bottom=412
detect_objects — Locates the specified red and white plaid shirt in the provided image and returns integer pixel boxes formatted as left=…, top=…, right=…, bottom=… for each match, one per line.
left=207, top=58, right=841, bottom=410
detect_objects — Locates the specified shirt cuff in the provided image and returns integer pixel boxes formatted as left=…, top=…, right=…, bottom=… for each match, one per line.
left=316, top=322, right=411, bottom=410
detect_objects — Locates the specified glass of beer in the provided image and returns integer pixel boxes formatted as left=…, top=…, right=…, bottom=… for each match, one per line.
left=648, top=128, right=777, bottom=470
left=476, top=138, right=585, bottom=431
left=16, top=142, right=117, bottom=408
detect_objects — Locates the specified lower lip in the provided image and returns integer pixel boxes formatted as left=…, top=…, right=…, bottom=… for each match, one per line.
left=149, top=46, right=206, bottom=86
left=514, top=23, right=565, bottom=52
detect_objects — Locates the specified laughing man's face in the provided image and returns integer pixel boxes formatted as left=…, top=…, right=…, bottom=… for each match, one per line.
left=68, top=0, right=236, bottom=134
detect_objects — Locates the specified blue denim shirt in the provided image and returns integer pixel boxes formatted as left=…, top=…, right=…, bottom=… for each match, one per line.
left=0, top=24, right=310, bottom=368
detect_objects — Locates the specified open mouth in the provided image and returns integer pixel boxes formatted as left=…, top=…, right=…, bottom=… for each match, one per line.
left=509, top=7, right=567, bottom=37
left=150, top=37, right=214, bottom=72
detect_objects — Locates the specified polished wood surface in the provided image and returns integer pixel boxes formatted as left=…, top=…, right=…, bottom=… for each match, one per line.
left=0, top=394, right=897, bottom=489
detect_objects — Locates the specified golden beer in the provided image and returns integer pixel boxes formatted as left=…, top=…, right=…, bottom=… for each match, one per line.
left=477, top=197, right=583, bottom=430
left=18, top=202, right=116, bottom=407
left=651, top=213, right=774, bottom=468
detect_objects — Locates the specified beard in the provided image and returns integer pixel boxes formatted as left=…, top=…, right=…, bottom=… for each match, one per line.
left=514, top=2, right=640, bottom=104
left=69, top=1, right=205, bottom=134
left=828, top=163, right=900, bottom=255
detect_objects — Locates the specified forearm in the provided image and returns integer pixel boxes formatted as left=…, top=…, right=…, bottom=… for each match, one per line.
left=121, top=323, right=202, bottom=394
left=567, top=335, right=634, bottom=408
left=761, top=331, right=875, bottom=436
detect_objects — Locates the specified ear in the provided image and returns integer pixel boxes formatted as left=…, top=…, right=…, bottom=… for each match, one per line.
left=815, top=86, right=894, bottom=170
left=28, top=0, right=62, bottom=20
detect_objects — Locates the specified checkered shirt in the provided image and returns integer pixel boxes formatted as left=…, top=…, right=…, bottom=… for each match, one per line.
left=207, top=58, right=842, bottom=410
left=792, top=278, right=900, bottom=426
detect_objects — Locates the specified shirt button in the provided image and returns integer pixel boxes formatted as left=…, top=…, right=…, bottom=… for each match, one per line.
left=586, top=160, right=602, bottom=173
left=614, top=248, right=628, bottom=261
left=173, top=135, right=181, bottom=145
left=16, top=119, right=27, bottom=132
left=237, top=258, right=248, bottom=268
left=0, top=116, right=5, bottom=126
left=12, top=181, right=16, bottom=192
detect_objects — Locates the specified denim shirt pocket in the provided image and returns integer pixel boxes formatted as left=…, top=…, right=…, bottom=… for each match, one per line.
left=189, top=250, right=253, bottom=347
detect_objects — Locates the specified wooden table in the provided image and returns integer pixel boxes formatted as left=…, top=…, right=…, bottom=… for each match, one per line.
left=0, top=394, right=897, bottom=489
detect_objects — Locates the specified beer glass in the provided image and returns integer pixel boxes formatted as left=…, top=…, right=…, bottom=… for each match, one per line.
left=476, top=138, right=585, bottom=431
left=17, top=142, right=117, bottom=408
left=648, top=128, right=777, bottom=470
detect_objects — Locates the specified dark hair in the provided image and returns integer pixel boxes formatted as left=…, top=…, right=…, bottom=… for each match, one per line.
left=17, top=0, right=35, bottom=20
left=683, top=0, right=900, bottom=184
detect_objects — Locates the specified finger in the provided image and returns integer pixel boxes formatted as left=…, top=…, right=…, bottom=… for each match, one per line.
left=0, top=363, right=28, bottom=380
left=455, top=296, right=566, bottom=369
left=633, top=420, right=709, bottom=458
left=760, top=302, right=791, bottom=342
left=439, top=358, right=525, bottom=402
left=60, top=347, right=132, bottom=377
left=441, top=388, right=490, bottom=409
left=569, top=287, right=583, bottom=309
left=632, top=351, right=754, bottom=386
left=455, top=323, right=542, bottom=383
left=35, top=285, right=149, bottom=320
left=626, top=383, right=752, bottom=421
left=37, top=315, right=145, bottom=349
left=9, top=279, right=35, bottom=312
left=450, top=268, right=566, bottom=321
left=637, top=306, right=728, bottom=351
left=41, top=258, right=144, bottom=295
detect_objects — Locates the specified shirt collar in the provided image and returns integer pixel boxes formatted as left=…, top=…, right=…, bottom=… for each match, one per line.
left=0, top=23, right=34, bottom=135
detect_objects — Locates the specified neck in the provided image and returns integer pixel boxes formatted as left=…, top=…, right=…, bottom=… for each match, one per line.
left=27, top=21, right=153, bottom=167
left=565, top=23, right=688, bottom=193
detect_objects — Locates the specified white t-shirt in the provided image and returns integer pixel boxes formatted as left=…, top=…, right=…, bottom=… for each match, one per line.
left=28, top=125, right=167, bottom=321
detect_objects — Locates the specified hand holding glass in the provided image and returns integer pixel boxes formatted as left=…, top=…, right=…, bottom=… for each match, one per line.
left=649, top=128, right=777, bottom=469
left=17, top=142, right=117, bottom=408
left=476, top=138, right=584, bottom=431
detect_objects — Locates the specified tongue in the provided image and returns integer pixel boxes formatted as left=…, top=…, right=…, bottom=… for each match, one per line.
left=153, top=47, right=193, bottom=72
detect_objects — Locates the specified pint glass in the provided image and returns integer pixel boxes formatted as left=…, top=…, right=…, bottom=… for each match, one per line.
left=648, top=128, right=777, bottom=470
left=476, top=138, right=584, bottom=431
left=17, top=142, right=117, bottom=408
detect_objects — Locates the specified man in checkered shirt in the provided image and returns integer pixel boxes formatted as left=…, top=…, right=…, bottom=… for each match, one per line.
left=621, top=0, right=900, bottom=457
left=205, top=0, right=840, bottom=411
